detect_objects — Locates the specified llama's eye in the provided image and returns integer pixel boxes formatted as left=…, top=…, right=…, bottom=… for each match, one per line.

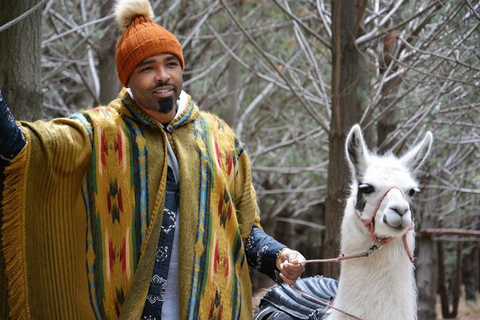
left=359, top=184, right=374, bottom=194
left=408, top=189, right=416, bottom=197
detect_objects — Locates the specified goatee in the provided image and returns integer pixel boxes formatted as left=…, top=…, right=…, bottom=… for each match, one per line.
left=157, top=97, right=175, bottom=114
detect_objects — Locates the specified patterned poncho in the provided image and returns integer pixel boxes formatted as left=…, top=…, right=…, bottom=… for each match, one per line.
left=1, top=89, right=262, bottom=319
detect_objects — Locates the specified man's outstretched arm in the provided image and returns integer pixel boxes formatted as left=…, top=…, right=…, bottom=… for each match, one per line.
left=0, top=91, right=26, bottom=161
left=245, top=225, right=305, bottom=285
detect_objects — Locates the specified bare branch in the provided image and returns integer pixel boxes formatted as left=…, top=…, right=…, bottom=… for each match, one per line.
left=276, top=217, right=326, bottom=230
left=356, top=1, right=441, bottom=45
left=315, top=0, right=331, bottom=38
left=424, top=185, right=480, bottom=195
left=389, top=52, right=480, bottom=88
left=420, top=228, right=480, bottom=238
left=219, top=0, right=330, bottom=133
left=272, top=0, right=331, bottom=49
left=42, top=13, right=115, bottom=46
left=0, top=0, right=47, bottom=33
left=355, top=0, right=406, bottom=44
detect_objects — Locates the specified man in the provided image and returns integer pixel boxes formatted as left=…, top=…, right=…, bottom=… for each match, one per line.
left=0, top=0, right=305, bottom=319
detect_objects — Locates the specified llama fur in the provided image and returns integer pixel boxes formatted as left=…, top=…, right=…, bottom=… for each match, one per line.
left=329, top=125, right=432, bottom=320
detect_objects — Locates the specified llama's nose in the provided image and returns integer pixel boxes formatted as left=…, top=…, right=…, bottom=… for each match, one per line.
left=391, top=205, right=409, bottom=216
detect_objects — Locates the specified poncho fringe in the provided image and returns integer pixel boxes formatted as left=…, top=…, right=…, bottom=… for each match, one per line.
left=0, top=90, right=260, bottom=319
left=1, top=131, right=31, bottom=319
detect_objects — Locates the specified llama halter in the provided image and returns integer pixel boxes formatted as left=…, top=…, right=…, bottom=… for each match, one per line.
left=290, top=186, right=416, bottom=266
left=357, top=186, right=415, bottom=262
left=281, top=187, right=415, bottom=320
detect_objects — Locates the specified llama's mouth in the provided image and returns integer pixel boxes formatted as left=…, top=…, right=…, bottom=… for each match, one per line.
left=383, top=216, right=409, bottom=231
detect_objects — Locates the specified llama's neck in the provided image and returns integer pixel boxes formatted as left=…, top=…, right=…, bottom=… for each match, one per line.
left=328, top=211, right=417, bottom=320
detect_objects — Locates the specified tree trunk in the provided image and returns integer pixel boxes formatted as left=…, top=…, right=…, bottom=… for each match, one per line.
left=324, top=0, right=367, bottom=278
left=0, top=1, right=43, bottom=317
left=377, top=76, right=402, bottom=153
left=437, top=229, right=461, bottom=319
left=416, top=185, right=439, bottom=319
left=98, top=0, right=121, bottom=105
left=462, top=242, right=479, bottom=299
left=462, top=217, right=479, bottom=303
left=376, top=32, right=401, bottom=153
left=437, top=240, right=450, bottom=317
left=0, top=0, right=43, bottom=120
left=222, top=58, right=241, bottom=128
left=452, top=242, right=462, bottom=317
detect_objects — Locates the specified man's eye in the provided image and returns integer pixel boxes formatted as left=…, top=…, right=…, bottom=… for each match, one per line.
left=168, top=62, right=178, bottom=68
left=141, top=67, right=152, bottom=72
left=359, top=184, right=374, bottom=194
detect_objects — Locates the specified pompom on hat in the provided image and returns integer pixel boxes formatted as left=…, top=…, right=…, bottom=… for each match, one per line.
left=114, top=0, right=184, bottom=87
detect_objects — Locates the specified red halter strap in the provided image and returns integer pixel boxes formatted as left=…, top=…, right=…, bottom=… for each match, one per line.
left=358, top=186, right=414, bottom=262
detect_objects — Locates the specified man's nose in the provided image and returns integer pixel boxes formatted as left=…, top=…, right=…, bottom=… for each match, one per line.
left=155, top=67, right=170, bottom=83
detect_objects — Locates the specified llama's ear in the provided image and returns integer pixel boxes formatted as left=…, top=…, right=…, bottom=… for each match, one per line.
left=400, top=131, right=433, bottom=172
left=345, top=124, right=369, bottom=177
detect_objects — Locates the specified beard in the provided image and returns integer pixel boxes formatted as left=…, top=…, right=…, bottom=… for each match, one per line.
left=157, top=97, right=175, bottom=114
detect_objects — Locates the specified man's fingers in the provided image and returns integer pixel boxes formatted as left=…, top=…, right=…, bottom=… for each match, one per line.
left=278, top=249, right=306, bottom=285
left=279, top=272, right=297, bottom=286
left=282, top=261, right=305, bottom=274
left=279, top=264, right=303, bottom=283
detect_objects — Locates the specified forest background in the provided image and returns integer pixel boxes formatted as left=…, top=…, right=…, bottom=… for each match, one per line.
left=0, top=0, right=479, bottom=318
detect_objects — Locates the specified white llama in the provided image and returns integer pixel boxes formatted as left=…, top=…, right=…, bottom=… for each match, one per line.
left=330, top=124, right=432, bottom=320
left=255, top=124, right=432, bottom=320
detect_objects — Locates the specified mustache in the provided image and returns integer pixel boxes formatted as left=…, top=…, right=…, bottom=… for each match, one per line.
left=151, top=81, right=175, bottom=90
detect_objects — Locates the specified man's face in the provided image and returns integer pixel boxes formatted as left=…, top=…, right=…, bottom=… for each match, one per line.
left=128, top=54, right=183, bottom=119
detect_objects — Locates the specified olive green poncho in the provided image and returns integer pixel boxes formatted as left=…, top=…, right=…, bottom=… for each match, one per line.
left=1, top=89, right=261, bottom=319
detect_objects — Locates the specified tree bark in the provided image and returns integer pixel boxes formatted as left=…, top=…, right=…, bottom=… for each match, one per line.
left=416, top=184, right=439, bottom=319
left=462, top=241, right=478, bottom=303
left=437, top=240, right=450, bottom=317
left=376, top=32, right=401, bottom=153
left=462, top=214, right=479, bottom=304
left=452, top=242, right=462, bottom=317
left=437, top=223, right=461, bottom=319
left=377, top=76, right=401, bottom=153
left=0, top=0, right=43, bottom=120
left=98, top=0, right=121, bottom=105
left=222, top=58, right=241, bottom=128
left=0, top=1, right=44, bottom=317
left=324, top=0, right=366, bottom=278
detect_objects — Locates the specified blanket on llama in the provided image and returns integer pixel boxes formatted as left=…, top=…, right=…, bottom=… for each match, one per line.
left=0, top=89, right=261, bottom=319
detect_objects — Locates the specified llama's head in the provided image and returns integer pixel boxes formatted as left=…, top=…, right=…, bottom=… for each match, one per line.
left=345, top=125, right=433, bottom=241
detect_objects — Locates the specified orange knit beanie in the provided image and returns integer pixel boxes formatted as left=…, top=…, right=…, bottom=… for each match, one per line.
left=114, top=0, right=184, bottom=87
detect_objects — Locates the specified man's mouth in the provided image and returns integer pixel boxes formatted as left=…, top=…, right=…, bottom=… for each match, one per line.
left=152, top=86, right=174, bottom=98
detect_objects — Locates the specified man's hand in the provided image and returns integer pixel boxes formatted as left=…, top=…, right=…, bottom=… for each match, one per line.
left=276, top=248, right=306, bottom=285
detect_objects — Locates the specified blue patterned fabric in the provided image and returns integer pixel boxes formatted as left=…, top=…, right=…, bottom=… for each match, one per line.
left=246, top=225, right=286, bottom=282
left=141, top=166, right=178, bottom=318
left=0, top=91, right=26, bottom=161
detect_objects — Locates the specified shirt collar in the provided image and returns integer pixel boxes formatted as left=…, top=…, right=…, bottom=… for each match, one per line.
left=126, top=88, right=188, bottom=122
